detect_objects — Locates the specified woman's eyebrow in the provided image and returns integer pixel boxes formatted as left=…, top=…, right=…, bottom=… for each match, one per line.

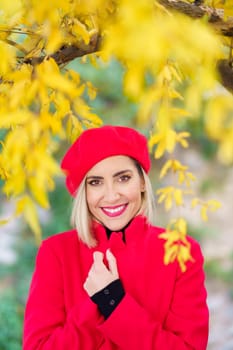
left=86, top=175, right=103, bottom=180
left=113, top=169, right=132, bottom=177
left=86, top=169, right=132, bottom=180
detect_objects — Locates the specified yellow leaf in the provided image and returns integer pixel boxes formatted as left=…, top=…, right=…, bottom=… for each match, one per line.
left=15, top=196, right=28, bottom=216
left=28, top=176, right=50, bottom=208
left=66, top=114, right=83, bottom=143
left=179, top=244, right=191, bottom=261
left=185, top=85, right=201, bottom=116
left=124, top=66, right=144, bottom=99
left=164, top=244, right=178, bottom=265
left=178, top=171, right=185, bottom=185
left=201, top=206, right=208, bottom=222
left=89, top=54, right=99, bottom=68
left=23, top=196, right=42, bottom=243
left=171, top=108, right=190, bottom=118
left=217, top=136, right=233, bottom=165
left=68, top=70, right=81, bottom=85
left=169, top=65, right=182, bottom=83
left=137, top=87, right=162, bottom=125
left=160, top=230, right=181, bottom=243
left=165, top=194, right=173, bottom=211
left=169, top=90, right=183, bottom=100
left=177, top=244, right=194, bottom=272
left=166, top=129, right=176, bottom=153
left=207, top=199, right=221, bottom=211
left=3, top=170, right=26, bottom=197
left=0, top=0, right=22, bottom=25
left=185, top=172, right=196, bottom=186
left=159, top=231, right=170, bottom=240
left=53, top=92, right=71, bottom=117
left=157, top=191, right=167, bottom=204
left=84, top=113, right=103, bottom=126
left=45, top=26, right=63, bottom=54
left=176, top=131, right=190, bottom=148
left=155, top=138, right=166, bottom=159
left=0, top=111, right=31, bottom=128
left=86, top=81, right=97, bottom=100
left=223, top=1, right=233, bottom=18
left=148, top=133, right=161, bottom=150
left=160, top=159, right=172, bottom=178
left=174, top=189, right=183, bottom=206
left=0, top=42, right=16, bottom=75
left=37, top=58, right=77, bottom=96
left=72, top=19, right=91, bottom=45
left=191, top=198, right=199, bottom=209
left=176, top=218, right=187, bottom=235
left=163, top=65, right=172, bottom=82
left=0, top=218, right=10, bottom=225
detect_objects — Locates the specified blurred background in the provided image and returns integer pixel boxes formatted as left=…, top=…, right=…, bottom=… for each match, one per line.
left=0, top=59, right=233, bottom=350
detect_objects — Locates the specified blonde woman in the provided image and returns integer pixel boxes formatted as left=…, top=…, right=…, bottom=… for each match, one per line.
left=23, top=125, right=209, bottom=349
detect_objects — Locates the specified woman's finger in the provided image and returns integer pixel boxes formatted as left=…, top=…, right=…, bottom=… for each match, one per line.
left=106, top=249, right=118, bottom=277
left=93, top=251, right=104, bottom=263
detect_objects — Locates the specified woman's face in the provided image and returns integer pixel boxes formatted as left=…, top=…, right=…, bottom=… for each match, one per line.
left=86, top=155, right=145, bottom=231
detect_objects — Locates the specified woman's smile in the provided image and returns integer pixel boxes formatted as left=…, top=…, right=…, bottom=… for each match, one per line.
left=101, top=204, right=128, bottom=217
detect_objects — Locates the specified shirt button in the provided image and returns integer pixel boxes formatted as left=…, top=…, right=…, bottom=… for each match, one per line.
left=109, top=299, right=115, bottom=306
left=103, top=288, right=110, bottom=295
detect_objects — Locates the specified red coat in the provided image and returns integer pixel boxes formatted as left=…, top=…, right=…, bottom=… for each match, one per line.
left=23, top=215, right=209, bottom=349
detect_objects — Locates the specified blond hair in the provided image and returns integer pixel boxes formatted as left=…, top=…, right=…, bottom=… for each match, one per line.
left=71, top=163, right=156, bottom=247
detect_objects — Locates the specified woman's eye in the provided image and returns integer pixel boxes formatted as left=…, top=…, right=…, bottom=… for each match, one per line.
left=119, top=175, right=131, bottom=182
left=87, top=179, right=102, bottom=186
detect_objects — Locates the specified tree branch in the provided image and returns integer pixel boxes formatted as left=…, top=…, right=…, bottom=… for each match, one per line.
left=158, top=0, right=233, bottom=37
left=157, top=0, right=233, bottom=93
left=14, top=3, right=233, bottom=95
left=24, top=33, right=101, bottom=66
left=217, top=59, right=233, bottom=93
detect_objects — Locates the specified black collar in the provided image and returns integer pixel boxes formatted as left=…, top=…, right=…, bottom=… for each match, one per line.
left=104, top=221, right=133, bottom=242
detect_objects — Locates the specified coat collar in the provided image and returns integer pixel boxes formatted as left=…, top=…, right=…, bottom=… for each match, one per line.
left=91, top=215, right=149, bottom=248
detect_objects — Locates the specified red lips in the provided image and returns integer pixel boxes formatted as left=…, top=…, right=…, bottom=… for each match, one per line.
left=101, top=204, right=128, bottom=217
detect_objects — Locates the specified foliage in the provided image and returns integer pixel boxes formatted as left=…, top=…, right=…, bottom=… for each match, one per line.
left=1, top=0, right=233, bottom=270
left=0, top=238, right=36, bottom=350
left=204, top=256, right=233, bottom=299
left=71, top=58, right=138, bottom=124
left=0, top=290, right=23, bottom=350
left=0, top=181, right=71, bottom=350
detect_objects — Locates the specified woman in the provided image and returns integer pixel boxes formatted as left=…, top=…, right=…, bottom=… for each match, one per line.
left=23, top=125, right=209, bottom=349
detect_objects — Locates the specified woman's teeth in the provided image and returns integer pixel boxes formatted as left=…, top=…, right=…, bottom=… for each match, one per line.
left=104, top=205, right=124, bottom=213
left=102, top=205, right=127, bottom=216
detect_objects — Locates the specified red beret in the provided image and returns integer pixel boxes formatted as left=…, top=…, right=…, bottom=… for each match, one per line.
left=61, top=125, right=151, bottom=195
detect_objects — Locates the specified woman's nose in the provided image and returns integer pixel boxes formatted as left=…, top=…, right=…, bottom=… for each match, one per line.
left=103, top=184, right=120, bottom=202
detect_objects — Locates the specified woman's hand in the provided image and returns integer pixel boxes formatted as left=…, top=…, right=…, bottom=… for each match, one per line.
left=84, top=249, right=119, bottom=297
